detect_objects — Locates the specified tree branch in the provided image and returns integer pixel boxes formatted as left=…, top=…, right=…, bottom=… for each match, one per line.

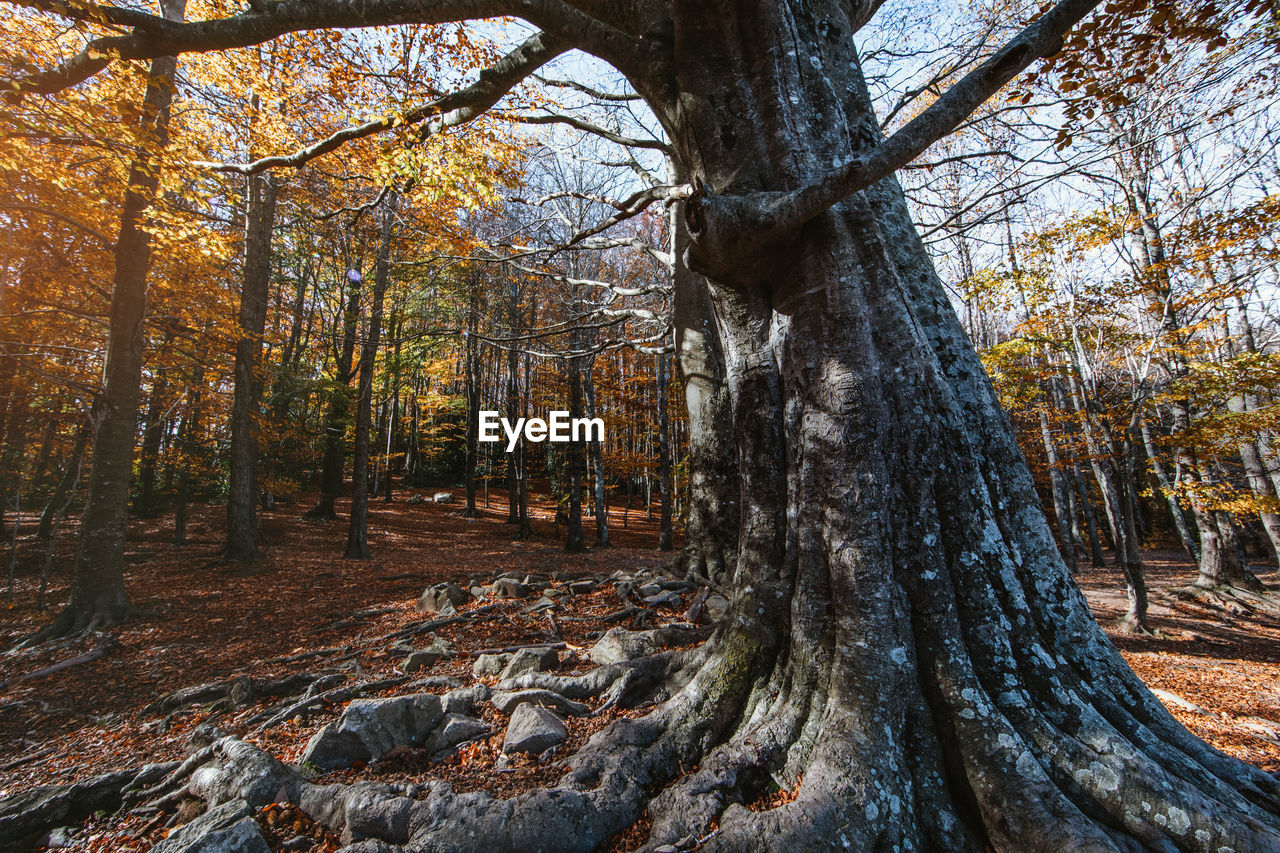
left=689, top=0, right=1102, bottom=245
left=1, top=0, right=644, bottom=96
left=503, top=112, right=671, bottom=152
left=194, top=32, right=565, bottom=174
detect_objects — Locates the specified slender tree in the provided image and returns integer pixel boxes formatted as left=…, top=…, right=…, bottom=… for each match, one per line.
left=225, top=171, right=280, bottom=561
left=32, top=0, right=186, bottom=636
left=345, top=190, right=397, bottom=558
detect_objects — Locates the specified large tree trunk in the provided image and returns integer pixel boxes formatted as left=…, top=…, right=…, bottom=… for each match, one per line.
left=344, top=191, right=396, bottom=559
left=37, top=0, right=186, bottom=636
left=225, top=172, right=279, bottom=562
left=514, top=10, right=1277, bottom=847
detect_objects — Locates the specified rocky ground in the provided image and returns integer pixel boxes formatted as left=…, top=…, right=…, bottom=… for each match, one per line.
left=0, top=493, right=1278, bottom=852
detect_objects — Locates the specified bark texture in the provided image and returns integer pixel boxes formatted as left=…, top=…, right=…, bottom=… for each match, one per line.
left=225, top=172, right=279, bottom=562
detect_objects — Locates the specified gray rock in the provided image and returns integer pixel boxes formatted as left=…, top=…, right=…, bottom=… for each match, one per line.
left=187, top=738, right=300, bottom=808
left=589, top=627, right=658, bottom=665
left=704, top=594, right=730, bottom=621
left=423, top=714, right=490, bottom=754
left=638, top=582, right=663, bottom=597
left=415, top=583, right=469, bottom=614
left=522, top=596, right=557, bottom=614
left=491, top=578, right=529, bottom=599
left=400, top=642, right=450, bottom=673
left=227, top=677, right=254, bottom=708
left=408, top=494, right=424, bottom=505
left=441, top=684, right=490, bottom=716
left=501, top=704, right=567, bottom=756
left=339, top=842, right=401, bottom=853
left=568, top=580, right=596, bottom=595
left=500, top=647, right=558, bottom=680
left=643, top=590, right=683, bottom=608
left=400, top=652, right=436, bottom=673
left=472, top=653, right=507, bottom=677
left=588, top=625, right=707, bottom=665
left=43, top=827, right=74, bottom=849
left=491, top=689, right=590, bottom=717
left=149, top=799, right=270, bottom=853
left=300, top=694, right=443, bottom=772
left=405, top=675, right=463, bottom=692
left=432, top=492, right=454, bottom=503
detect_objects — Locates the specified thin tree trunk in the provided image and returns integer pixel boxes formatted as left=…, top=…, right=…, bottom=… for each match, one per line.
left=1037, top=405, right=1076, bottom=572
left=1139, top=418, right=1200, bottom=560
left=136, top=342, right=170, bottom=518
left=462, top=282, right=480, bottom=518
left=1074, top=463, right=1108, bottom=566
left=306, top=256, right=361, bottom=520
left=173, top=363, right=204, bottom=546
left=583, top=356, right=610, bottom=546
left=39, top=0, right=186, bottom=636
left=345, top=190, right=397, bottom=559
left=225, top=172, right=280, bottom=562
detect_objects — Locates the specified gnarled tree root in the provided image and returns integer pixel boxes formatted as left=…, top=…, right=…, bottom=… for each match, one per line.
left=1166, top=584, right=1280, bottom=621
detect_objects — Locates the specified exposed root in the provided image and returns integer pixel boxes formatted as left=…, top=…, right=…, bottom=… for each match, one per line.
left=1166, top=584, right=1280, bottom=620
left=0, top=761, right=176, bottom=848
left=502, top=646, right=704, bottom=711
left=0, top=632, right=117, bottom=690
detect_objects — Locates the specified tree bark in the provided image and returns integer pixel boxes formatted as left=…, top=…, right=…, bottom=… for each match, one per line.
left=344, top=190, right=396, bottom=559
left=225, top=172, right=279, bottom=562
left=673, top=204, right=737, bottom=580
left=39, top=0, right=186, bottom=636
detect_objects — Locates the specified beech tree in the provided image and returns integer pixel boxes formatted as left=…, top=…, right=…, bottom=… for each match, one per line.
left=7, top=1, right=1280, bottom=850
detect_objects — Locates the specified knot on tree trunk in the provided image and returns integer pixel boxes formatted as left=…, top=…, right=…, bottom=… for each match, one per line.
left=683, top=184, right=806, bottom=294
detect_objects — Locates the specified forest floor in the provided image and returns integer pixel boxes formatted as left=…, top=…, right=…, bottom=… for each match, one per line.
left=1, top=491, right=1279, bottom=852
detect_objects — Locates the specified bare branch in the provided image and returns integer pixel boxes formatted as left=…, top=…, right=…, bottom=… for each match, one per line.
left=504, top=112, right=671, bottom=152
left=533, top=74, right=640, bottom=101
